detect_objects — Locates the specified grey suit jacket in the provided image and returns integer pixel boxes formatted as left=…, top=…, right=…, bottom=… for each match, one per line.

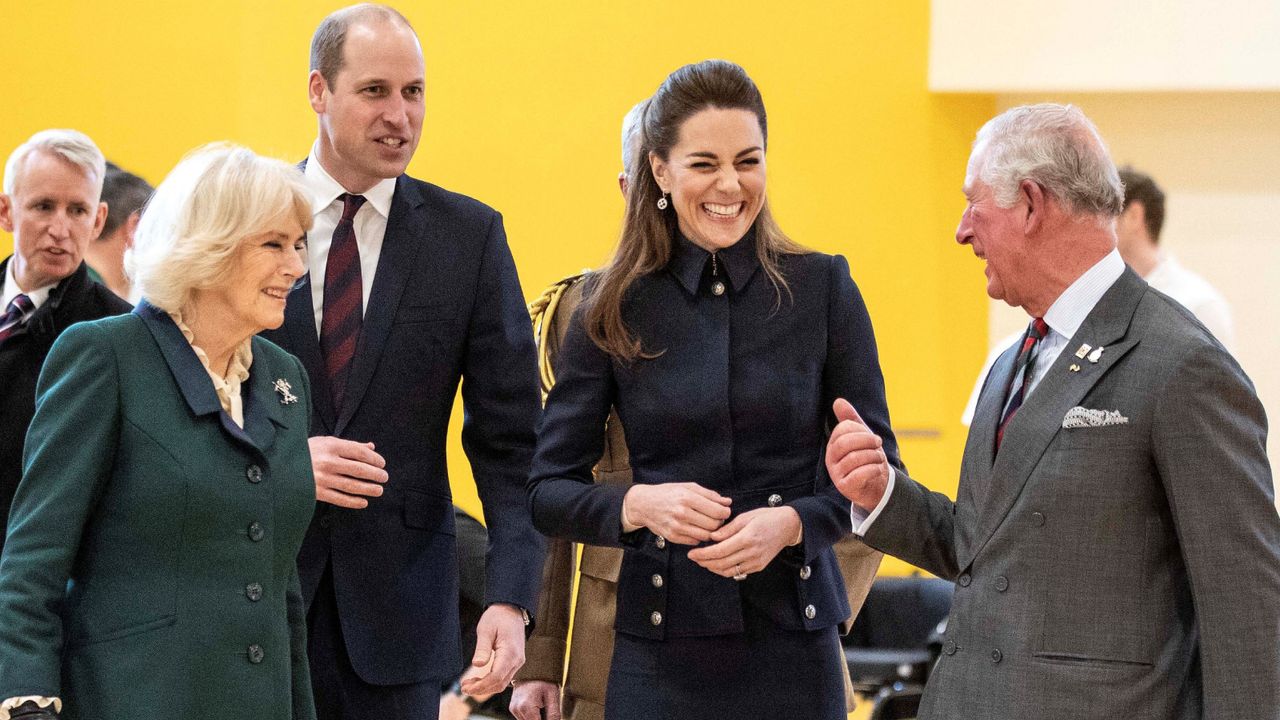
left=865, top=268, right=1280, bottom=720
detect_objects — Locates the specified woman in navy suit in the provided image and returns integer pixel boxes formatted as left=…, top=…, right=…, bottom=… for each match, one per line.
left=0, top=144, right=317, bottom=720
left=527, top=60, right=903, bottom=719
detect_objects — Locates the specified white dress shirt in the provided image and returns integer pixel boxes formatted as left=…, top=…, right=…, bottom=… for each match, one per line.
left=1145, top=253, right=1235, bottom=350
left=2, top=260, right=55, bottom=317
left=303, top=146, right=398, bottom=336
left=852, top=249, right=1126, bottom=535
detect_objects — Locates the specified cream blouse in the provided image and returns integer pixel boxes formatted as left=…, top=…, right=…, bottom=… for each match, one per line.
left=170, top=310, right=254, bottom=427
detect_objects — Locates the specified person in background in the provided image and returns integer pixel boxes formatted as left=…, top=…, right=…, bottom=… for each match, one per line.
left=0, top=129, right=131, bottom=559
left=259, top=6, right=543, bottom=719
left=1116, top=165, right=1233, bottom=347
left=0, top=143, right=317, bottom=719
left=85, top=161, right=153, bottom=303
left=827, top=103, right=1280, bottom=720
left=527, top=59, right=901, bottom=720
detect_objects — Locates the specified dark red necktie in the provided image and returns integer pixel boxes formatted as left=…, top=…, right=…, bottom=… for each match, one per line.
left=0, top=294, right=34, bottom=346
left=320, top=193, right=367, bottom=411
left=996, top=317, right=1049, bottom=450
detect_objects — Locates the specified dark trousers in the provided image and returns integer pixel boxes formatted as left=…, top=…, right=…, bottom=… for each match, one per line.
left=308, top=563, right=442, bottom=720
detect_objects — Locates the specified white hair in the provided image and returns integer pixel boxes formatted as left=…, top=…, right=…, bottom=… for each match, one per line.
left=621, top=99, right=648, bottom=175
left=127, top=143, right=312, bottom=312
left=973, top=104, right=1123, bottom=219
left=3, top=129, right=106, bottom=197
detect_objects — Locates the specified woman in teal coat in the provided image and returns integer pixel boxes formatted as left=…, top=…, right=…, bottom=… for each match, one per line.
left=0, top=144, right=318, bottom=720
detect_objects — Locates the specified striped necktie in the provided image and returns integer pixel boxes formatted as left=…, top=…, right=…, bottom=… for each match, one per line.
left=320, top=193, right=367, bottom=411
left=996, top=317, right=1050, bottom=450
left=0, top=294, right=35, bottom=346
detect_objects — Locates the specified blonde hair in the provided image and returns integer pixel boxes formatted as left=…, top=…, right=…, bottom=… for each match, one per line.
left=127, top=143, right=313, bottom=312
left=3, top=129, right=106, bottom=197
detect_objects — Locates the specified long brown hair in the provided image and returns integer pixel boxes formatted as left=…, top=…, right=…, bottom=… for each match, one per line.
left=585, top=59, right=808, bottom=362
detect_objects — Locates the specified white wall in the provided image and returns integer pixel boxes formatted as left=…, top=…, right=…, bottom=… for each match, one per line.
left=986, top=92, right=1280, bottom=473
left=931, top=0, right=1280, bottom=91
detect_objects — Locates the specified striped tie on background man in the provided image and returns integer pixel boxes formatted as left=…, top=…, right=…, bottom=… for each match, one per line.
left=0, top=294, right=34, bottom=347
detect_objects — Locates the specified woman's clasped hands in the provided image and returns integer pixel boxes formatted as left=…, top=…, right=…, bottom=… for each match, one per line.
left=621, top=483, right=803, bottom=579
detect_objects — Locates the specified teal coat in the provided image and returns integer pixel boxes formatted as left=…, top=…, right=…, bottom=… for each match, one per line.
left=0, top=302, right=317, bottom=720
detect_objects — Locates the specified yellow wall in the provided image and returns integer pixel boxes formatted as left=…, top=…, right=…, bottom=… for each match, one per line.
left=0, top=1, right=993, bottom=575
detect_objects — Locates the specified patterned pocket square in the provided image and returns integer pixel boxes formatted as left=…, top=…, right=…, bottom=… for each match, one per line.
left=1062, top=406, right=1129, bottom=429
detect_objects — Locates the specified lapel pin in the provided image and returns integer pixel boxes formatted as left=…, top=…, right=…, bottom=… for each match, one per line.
left=1074, top=344, right=1092, bottom=359
left=1069, top=364, right=1081, bottom=372
left=1087, top=346, right=1104, bottom=363
left=273, top=378, right=298, bottom=405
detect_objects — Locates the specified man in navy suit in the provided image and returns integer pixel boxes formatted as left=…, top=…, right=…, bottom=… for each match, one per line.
left=261, top=5, right=544, bottom=719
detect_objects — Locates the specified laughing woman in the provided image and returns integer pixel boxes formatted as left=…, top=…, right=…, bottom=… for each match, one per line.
left=0, top=144, right=317, bottom=720
left=526, top=60, right=903, bottom=719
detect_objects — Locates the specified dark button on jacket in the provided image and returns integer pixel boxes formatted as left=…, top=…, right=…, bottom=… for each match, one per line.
left=529, top=229, right=901, bottom=639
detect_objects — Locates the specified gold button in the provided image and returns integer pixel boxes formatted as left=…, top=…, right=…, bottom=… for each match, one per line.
left=655, top=536, right=666, bottom=549
left=651, top=574, right=664, bottom=588
left=799, top=565, right=811, bottom=580
left=768, top=493, right=783, bottom=507
left=711, top=281, right=725, bottom=296
left=804, top=604, right=816, bottom=620
left=650, top=611, right=663, bottom=626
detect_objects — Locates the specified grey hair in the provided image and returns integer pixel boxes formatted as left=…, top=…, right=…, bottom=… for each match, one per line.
left=3, top=129, right=106, bottom=197
left=974, top=103, right=1123, bottom=218
left=311, top=3, right=415, bottom=86
left=127, top=143, right=313, bottom=313
left=620, top=99, right=649, bottom=175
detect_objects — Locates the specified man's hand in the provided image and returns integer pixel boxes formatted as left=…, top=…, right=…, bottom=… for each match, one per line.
left=687, top=507, right=801, bottom=577
left=510, top=680, right=562, bottom=720
left=308, top=436, right=388, bottom=509
left=460, top=603, right=527, bottom=697
left=620, top=483, right=732, bottom=545
left=826, top=398, right=891, bottom=510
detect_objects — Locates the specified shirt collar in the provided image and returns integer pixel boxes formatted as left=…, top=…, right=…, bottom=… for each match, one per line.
left=668, top=226, right=761, bottom=295
left=1042, top=248, right=1125, bottom=340
left=3, top=256, right=56, bottom=311
left=304, top=144, right=397, bottom=220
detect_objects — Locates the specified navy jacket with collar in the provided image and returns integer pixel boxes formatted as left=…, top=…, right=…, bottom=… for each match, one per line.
left=528, top=230, right=902, bottom=639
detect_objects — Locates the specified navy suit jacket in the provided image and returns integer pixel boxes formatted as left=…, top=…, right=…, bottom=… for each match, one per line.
left=261, top=173, right=543, bottom=684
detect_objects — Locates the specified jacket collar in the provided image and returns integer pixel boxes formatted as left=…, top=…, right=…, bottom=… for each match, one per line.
left=0, top=257, right=91, bottom=341
left=135, top=299, right=287, bottom=455
left=668, top=226, right=761, bottom=296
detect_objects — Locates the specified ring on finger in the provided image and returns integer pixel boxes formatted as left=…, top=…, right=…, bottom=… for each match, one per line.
left=733, top=563, right=747, bottom=581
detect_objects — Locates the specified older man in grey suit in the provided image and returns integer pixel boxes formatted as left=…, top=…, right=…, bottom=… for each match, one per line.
left=826, top=104, right=1280, bottom=720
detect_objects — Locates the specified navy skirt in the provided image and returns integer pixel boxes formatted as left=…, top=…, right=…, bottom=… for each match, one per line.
left=604, top=603, right=845, bottom=720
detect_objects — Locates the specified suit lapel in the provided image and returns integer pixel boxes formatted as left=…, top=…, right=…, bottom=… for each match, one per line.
left=335, top=175, right=426, bottom=435
left=956, top=342, right=1018, bottom=561
left=283, top=277, right=334, bottom=432
left=241, top=338, right=292, bottom=452
left=960, top=269, right=1148, bottom=569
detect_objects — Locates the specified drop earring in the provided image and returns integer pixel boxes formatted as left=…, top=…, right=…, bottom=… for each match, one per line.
left=657, top=192, right=669, bottom=210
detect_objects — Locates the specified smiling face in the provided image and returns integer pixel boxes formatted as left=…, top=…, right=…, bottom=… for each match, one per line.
left=195, top=212, right=308, bottom=339
left=310, top=19, right=424, bottom=193
left=0, top=150, right=106, bottom=290
left=650, top=107, right=766, bottom=252
left=956, top=147, right=1035, bottom=310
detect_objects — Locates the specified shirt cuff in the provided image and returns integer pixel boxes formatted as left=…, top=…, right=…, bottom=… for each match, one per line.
left=1, top=697, right=62, bottom=719
left=849, top=466, right=895, bottom=536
